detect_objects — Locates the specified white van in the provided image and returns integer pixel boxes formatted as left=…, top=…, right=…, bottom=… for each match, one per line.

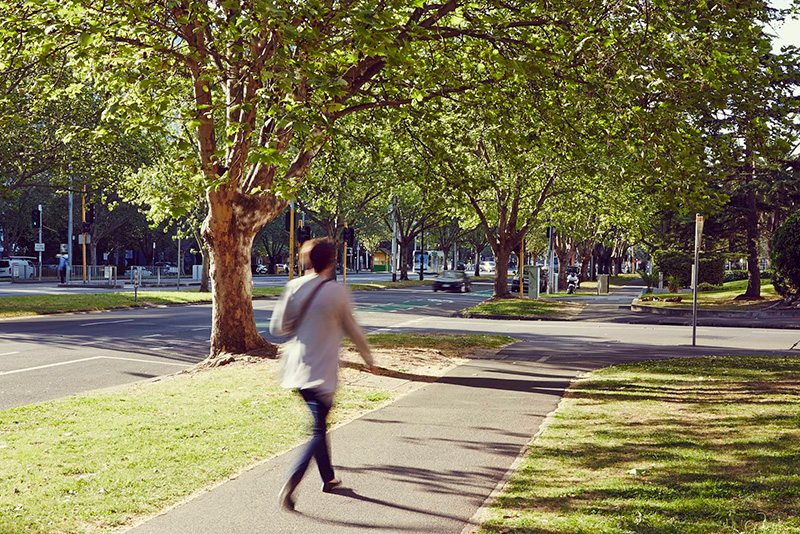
left=0, top=258, right=35, bottom=279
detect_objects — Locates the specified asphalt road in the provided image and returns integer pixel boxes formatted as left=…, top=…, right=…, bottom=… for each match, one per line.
left=0, top=282, right=492, bottom=409
left=2, top=280, right=799, bottom=410
left=0, top=272, right=401, bottom=297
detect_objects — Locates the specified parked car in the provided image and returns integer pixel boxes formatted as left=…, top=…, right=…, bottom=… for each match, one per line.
left=155, top=262, right=179, bottom=275
left=510, top=273, right=529, bottom=293
left=432, top=270, right=471, bottom=293
left=479, top=260, right=496, bottom=274
left=274, top=263, right=289, bottom=274
left=129, top=266, right=152, bottom=277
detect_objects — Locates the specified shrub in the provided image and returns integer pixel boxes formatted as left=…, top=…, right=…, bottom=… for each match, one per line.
left=724, top=270, right=749, bottom=283
left=667, top=274, right=681, bottom=293
left=638, top=269, right=659, bottom=293
left=771, top=211, right=800, bottom=298
left=653, top=250, right=726, bottom=286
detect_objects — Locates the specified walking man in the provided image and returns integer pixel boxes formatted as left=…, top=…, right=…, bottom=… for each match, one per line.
left=58, top=254, right=68, bottom=284
left=270, top=238, right=374, bottom=512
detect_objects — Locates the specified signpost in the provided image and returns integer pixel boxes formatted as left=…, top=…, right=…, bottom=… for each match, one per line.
left=692, top=214, right=704, bottom=347
left=37, top=205, right=43, bottom=280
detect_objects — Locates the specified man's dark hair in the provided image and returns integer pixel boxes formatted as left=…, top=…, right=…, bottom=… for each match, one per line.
left=310, top=239, right=336, bottom=272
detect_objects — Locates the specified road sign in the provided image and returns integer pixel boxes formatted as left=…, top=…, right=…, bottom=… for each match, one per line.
left=78, top=234, right=91, bottom=245
left=60, top=244, right=68, bottom=254
left=34, top=243, right=45, bottom=252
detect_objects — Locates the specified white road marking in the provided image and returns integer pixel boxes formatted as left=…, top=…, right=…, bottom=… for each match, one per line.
left=371, top=317, right=427, bottom=334
left=80, top=318, right=135, bottom=328
left=142, top=334, right=162, bottom=338
left=536, top=356, right=551, bottom=363
left=191, top=327, right=209, bottom=331
left=0, top=355, right=191, bottom=376
left=0, top=351, right=20, bottom=357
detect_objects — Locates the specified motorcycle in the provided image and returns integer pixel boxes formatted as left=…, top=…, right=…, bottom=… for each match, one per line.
left=566, top=271, right=580, bottom=294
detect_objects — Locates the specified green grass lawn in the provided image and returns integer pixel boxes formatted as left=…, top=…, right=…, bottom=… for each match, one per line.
left=478, top=355, right=800, bottom=533
left=0, top=288, right=285, bottom=318
left=0, top=280, right=444, bottom=318
left=355, top=333, right=516, bottom=356
left=345, top=278, right=434, bottom=291
left=636, top=279, right=780, bottom=310
left=462, top=298, right=585, bottom=319
left=0, top=333, right=510, bottom=534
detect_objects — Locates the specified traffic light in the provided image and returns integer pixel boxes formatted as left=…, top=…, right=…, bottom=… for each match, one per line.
left=31, top=209, right=41, bottom=229
left=82, top=221, right=91, bottom=234
left=342, top=227, right=355, bottom=247
left=86, top=204, right=95, bottom=224
left=284, top=210, right=291, bottom=231
left=297, top=225, right=312, bottom=244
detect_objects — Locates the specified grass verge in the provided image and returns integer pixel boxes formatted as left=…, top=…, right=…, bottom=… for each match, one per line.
left=0, top=287, right=281, bottom=318
left=635, top=279, right=780, bottom=310
left=0, top=333, right=511, bottom=534
left=346, top=279, right=434, bottom=291
left=478, top=355, right=800, bottom=533
left=353, top=333, right=516, bottom=357
left=462, top=298, right=585, bottom=319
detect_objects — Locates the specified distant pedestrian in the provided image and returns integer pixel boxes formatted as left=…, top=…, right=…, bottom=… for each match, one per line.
left=270, top=238, right=374, bottom=512
left=58, top=254, right=68, bottom=284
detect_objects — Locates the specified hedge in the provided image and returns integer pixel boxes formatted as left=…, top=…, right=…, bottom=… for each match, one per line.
left=652, top=250, right=726, bottom=286
left=724, top=269, right=774, bottom=283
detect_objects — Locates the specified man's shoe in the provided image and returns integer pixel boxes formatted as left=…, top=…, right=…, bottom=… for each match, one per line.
left=278, top=481, right=296, bottom=512
left=322, top=478, right=342, bottom=493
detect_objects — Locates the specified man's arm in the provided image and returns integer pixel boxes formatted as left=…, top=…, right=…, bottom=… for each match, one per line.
left=338, top=289, right=374, bottom=368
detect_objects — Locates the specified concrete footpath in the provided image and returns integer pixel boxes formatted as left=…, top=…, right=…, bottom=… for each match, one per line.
left=124, top=335, right=797, bottom=534
left=127, top=348, right=582, bottom=534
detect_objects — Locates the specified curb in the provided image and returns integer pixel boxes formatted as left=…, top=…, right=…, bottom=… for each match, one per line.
left=631, top=303, right=800, bottom=319
left=455, top=312, right=570, bottom=322
left=460, top=375, right=581, bottom=534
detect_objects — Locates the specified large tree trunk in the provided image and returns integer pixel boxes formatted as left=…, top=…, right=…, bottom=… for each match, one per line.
left=493, top=246, right=512, bottom=298
left=399, top=237, right=413, bottom=281
left=743, top=187, right=761, bottom=299
left=204, top=190, right=276, bottom=357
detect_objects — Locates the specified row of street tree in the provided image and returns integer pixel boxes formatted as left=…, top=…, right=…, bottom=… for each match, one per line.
left=1, top=0, right=798, bottom=359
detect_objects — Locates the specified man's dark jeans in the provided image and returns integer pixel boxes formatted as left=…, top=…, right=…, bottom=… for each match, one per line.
left=285, top=388, right=334, bottom=489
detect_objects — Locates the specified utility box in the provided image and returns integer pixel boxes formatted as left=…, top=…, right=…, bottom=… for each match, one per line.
left=523, top=265, right=541, bottom=299
left=193, top=265, right=203, bottom=281
left=597, top=274, right=610, bottom=294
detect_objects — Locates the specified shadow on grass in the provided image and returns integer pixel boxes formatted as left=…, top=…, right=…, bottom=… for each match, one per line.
left=485, top=355, right=800, bottom=532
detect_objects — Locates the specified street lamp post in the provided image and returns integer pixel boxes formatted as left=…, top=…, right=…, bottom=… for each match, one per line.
left=419, top=221, right=425, bottom=281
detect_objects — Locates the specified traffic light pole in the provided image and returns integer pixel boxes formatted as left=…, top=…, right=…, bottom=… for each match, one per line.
left=288, top=201, right=295, bottom=281
left=391, top=195, right=398, bottom=282
left=67, top=187, right=73, bottom=284
left=342, top=222, right=347, bottom=285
